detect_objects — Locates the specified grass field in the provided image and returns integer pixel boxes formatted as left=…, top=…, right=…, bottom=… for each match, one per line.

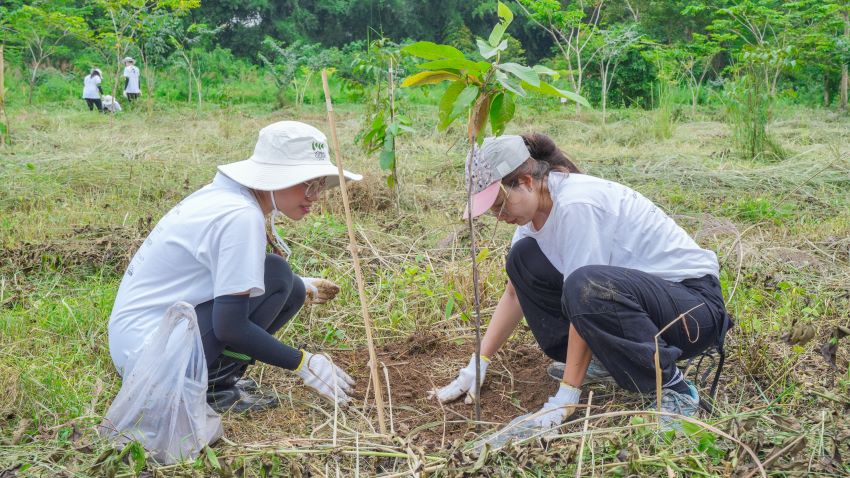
left=1, top=100, right=849, bottom=476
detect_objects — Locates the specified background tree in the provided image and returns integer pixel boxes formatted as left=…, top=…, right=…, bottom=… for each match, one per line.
left=517, top=0, right=605, bottom=112
left=592, top=24, right=641, bottom=122
left=3, top=4, right=90, bottom=105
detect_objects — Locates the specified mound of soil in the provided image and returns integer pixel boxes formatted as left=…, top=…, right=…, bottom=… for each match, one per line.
left=336, top=333, right=556, bottom=449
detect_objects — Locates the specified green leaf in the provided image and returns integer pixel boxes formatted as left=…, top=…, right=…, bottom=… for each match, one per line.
left=401, top=70, right=460, bottom=87
left=402, top=41, right=465, bottom=60
left=489, top=92, right=515, bottom=136
left=495, top=71, right=526, bottom=96
left=521, top=80, right=590, bottom=107
left=450, top=85, right=480, bottom=119
left=488, top=2, right=514, bottom=46
left=475, top=247, right=491, bottom=264
left=498, top=63, right=540, bottom=87
left=477, top=38, right=507, bottom=59
left=205, top=447, right=221, bottom=470
left=417, top=59, right=490, bottom=73
left=532, top=64, right=560, bottom=80
left=439, top=81, right=467, bottom=130
left=379, top=149, right=395, bottom=171
left=497, top=1, right=514, bottom=25
left=444, top=295, right=455, bottom=319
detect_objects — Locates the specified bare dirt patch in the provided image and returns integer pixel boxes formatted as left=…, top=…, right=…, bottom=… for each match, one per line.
left=334, top=332, right=556, bottom=449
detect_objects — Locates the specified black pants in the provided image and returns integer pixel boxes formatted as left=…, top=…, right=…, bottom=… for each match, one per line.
left=85, top=98, right=103, bottom=112
left=126, top=93, right=139, bottom=102
left=506, top=237, right=731, bottom=393
left=195, top=254, right=305, bottom=391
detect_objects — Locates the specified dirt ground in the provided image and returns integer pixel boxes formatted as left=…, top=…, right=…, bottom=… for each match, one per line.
left=334, top=333, right=556, bottom=449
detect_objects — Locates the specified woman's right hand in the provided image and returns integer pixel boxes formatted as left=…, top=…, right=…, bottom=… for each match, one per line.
left=429, top=354, right=490, bottom=404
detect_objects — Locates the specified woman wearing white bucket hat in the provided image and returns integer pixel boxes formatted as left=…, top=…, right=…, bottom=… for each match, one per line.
left=109, top=121, right=362, bottom=413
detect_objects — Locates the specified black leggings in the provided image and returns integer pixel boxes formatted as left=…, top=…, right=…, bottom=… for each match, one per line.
left=506, top=237, right=731, bottom=393
left=195, top=253, right=305, bottom=390
left=85, top=98, right=103, bottom=112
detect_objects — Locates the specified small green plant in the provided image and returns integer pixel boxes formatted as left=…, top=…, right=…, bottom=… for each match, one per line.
left=353, top=37, right=413, bottom=202
left=724, top=72, right=786, bottom=161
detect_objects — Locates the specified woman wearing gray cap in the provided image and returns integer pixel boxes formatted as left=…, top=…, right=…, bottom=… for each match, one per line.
left=432, top=134, right=732, bottom=430
left=108, top=121, right=362, bottom=413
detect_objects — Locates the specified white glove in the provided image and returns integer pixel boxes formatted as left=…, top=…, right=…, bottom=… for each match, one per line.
left=532, top=383, right=581, bottom=429
left=429, top=354, right=489, bottom=404
left=301, top=277, right=340, bottom=305
left=295, top=351, right=355, bottom=404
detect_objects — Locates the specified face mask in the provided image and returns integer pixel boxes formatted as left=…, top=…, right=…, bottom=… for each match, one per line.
left=269, top=191, right=292, bottom=258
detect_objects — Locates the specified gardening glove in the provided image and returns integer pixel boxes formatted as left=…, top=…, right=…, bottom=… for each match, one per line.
left=295, top=351, right=355, bottom=405
left=429, top=354, right=489, bottom=404
left=301, top=277, right=340, bottom=305
left=531, top=383, right=581, bottom=429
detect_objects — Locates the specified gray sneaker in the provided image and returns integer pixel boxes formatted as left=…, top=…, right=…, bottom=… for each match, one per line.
left=652, top=381, right=699, bottom=431
left=546, top=357, right=614, bottom=385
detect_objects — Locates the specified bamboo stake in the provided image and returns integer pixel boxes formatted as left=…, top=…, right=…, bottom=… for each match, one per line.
left=387, top=57, right=400, bottom=212
left=465, top=135, right=483, bottom=428
left=321, top=69, right=387, bottom=435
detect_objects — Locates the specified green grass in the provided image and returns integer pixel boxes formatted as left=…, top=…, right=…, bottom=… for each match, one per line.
left=1, top=101, right=849, bottom=476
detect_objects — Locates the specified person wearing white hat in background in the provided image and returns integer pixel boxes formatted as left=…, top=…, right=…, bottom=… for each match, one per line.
left=122, top=57, right=141, bottom=103
left=82, top=68, right=103, bottom=112
left=101, top=95, right=122, bottom=113
left=431, top=134, right=733, bottom=431
left=108, top=121, right=362, bottom=413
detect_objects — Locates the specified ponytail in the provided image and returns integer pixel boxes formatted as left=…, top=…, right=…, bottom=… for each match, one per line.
left=501, top=133, right=580, bottom=187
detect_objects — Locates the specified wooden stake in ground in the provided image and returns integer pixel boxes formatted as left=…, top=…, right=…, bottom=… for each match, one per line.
left=321, top=69, right=388, bottom=435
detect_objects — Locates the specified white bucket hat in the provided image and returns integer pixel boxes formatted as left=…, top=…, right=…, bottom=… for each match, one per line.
left=218, top=121, right=362, bottom=191
left=102, top=95, right=114, bottom=105
left=123, top=57, right=135, bottom=63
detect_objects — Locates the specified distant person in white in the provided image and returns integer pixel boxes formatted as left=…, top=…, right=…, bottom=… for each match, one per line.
left=102, top=95, right=122, bottom=113
left=82, top=68, right=103, bottom=112
left=122, top=57, right=141, bottom=102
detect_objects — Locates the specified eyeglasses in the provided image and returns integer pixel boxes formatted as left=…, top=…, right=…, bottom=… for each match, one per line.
left=486, top=183, right=512, bottom=217
left=304, top=177, right=327, bottom=198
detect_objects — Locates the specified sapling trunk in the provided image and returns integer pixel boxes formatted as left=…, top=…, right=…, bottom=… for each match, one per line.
left=465, top=134, right=483, bottom=428
left=388, top=57, right=400, bottom=212
left=321, top=69, right=388, bottom=435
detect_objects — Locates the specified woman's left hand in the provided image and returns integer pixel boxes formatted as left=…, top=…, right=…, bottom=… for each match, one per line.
left=301, top=277, right=340, bottom=305
left=531, top=383, right=581, bottom=429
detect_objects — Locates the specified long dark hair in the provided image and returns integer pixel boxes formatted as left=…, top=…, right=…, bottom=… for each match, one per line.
left=501, top=133, right=580, bottom=187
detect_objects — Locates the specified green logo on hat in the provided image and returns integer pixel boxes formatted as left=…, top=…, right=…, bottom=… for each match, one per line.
left=311, top=141, right=327, bottom=160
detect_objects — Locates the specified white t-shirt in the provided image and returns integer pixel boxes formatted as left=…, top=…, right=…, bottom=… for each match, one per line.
left=512, top=173, right=719, bottom=282
left=123, top=65, right=141, bottom=94
left=82, top=75, right=101, bottom=99
left=108, top=173, right=267, bottom=374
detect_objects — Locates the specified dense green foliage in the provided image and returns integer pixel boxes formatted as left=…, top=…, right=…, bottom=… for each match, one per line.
left=1, top=0, right=848, bottom=115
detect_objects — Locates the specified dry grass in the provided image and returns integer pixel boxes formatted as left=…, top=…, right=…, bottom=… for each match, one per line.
left=1, top=102, right=849, bottom=476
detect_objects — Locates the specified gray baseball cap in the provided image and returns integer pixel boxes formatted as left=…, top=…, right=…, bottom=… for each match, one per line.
left=464, top=135, right=530, bottom=218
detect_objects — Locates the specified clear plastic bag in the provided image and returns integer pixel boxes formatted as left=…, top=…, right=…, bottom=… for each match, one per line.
left=472, top=412, right=550, bottom=451
left=100, top=302, right=222, bottom=464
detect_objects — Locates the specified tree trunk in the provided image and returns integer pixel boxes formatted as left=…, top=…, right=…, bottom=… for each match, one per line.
left=600, top=64, right=607, bottom=124
left=824, top=71, right=830, bottom=107
left=1, top=45, right=9, bottom=146
left=28, top=61, right=41, bottom=105
left=841, top=10, right=849, bottom=110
